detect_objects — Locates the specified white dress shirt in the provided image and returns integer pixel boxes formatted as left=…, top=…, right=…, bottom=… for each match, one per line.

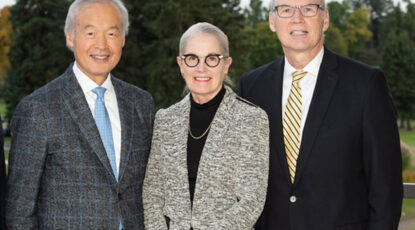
left=282, top=48, right=324, bottom=142
left=73, top=62, right=122, bottom=174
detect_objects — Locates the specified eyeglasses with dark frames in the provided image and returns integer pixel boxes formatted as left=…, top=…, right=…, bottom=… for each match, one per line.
left=272, top=4, right=325, bottom=18
left=180, top=54, right=228, bottom=68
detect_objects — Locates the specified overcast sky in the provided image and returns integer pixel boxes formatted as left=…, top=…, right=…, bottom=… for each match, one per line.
left=0, top=0, right=14, bottom=9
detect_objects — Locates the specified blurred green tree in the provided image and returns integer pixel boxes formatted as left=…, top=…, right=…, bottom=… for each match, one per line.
left=349, top=0, right=393, bottom=47
left=4, top=0, right=248, bottom=118
left=325, top=2, right=372, bottom=60
left=0, top=6, right=12, bottom=87
left=4, top=0, right=73, bottom=121
left=381, top=4, right=415, bottom=130
left=118, top=0, right=247, bottom=108
left=242, top=21, right=283, bottom=70
left=243, top=0, right=268, bottom=28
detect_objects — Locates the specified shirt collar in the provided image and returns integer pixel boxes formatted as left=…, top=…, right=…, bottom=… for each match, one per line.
left=73, top=61, right=114, bottom=94
left=284, top=47, right=324, bottom=77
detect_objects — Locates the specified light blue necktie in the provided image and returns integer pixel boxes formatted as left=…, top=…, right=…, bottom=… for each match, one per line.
left=92, top=87, right=122, bottom=229
left=92, top=87, right=118, bottom=180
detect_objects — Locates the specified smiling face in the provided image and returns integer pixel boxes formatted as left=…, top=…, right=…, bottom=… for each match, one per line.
left=177, top=33, right=232, bottom=104
left=66, top=2, right=125, bottom=85
left=269, top=0, right=329, bottom=59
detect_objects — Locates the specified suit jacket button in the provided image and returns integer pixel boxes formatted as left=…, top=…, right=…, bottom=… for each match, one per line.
left=289, top=195, right=297, bottom=203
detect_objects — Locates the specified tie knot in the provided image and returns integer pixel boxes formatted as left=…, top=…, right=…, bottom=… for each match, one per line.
left=292, top=70, right=307, bottom=82
left=92, top=86, right=107, bottom=99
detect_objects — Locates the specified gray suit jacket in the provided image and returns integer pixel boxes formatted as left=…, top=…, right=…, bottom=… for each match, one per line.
left=143, top=87, right=269, bottom=230
left=6, top=65, right=154, bottom=229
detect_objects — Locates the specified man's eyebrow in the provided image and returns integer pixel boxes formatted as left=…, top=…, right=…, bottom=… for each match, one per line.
left=83, top=24, right=95, bottom=30
left=108, top=25, right=121, bottom=31
left=82, top=25, right=121, bottom=30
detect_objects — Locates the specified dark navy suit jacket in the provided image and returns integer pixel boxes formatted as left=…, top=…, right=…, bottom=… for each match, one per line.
left=239, top=48, right=403, bottom=230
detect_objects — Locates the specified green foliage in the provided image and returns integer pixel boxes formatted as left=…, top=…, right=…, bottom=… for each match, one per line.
left=327, top=1, right=348, bottom=31
left=243, top=0, right=268, bottom=28
left=348, top=0, right=394, bottom=47
left=3, top=0, right=73, bottom=121
left=3, top=0, right=247, bottom=116
left=0, top=6, right=12, bottom=86
left=381, top=5, right=415, bottom=128
left=115, top=0, right=247, bottom=109
left=242, top=21, right=283, bottom=70
left=344, top=8, right=372, bottom=59
left=325, top=2, right=372, bottom=60
left=402, top=199, right=415, bottom=217
left=325, top=27, right=348, bottom=56
left=0, top=103, right=6, bottom=119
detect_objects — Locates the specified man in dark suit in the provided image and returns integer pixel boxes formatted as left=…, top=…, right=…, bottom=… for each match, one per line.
left=6, top=0, right=154, bottom=229
left=0, top=115, right=6, bottom=230
left=239, top=0, right=403, bottom=229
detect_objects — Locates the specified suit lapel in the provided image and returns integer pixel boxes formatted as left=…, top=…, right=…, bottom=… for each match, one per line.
left=264, top=59, right=292, bottom=185
left=61, top=66, right=117, bottom=183
left=194, top=87, right=233, bottom=200
left=175, top=96, right=193, bottom=212
left=294, top=48, right=339, bottom=185
left=112, top=77, right=133, bottom=183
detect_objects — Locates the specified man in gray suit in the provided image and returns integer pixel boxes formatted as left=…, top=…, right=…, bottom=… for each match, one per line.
left=6, top=0, right=154, bottom=229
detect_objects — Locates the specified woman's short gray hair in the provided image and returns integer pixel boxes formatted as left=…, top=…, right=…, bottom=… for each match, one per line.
left=179, top=22, right=229, bottom=57
left=64, top=0, right=129, bottom=38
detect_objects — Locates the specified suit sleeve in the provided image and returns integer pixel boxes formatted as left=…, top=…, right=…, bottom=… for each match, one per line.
left=362, top=70, right=403, bottom=229
left=143, top=111, right=168, bottom=230
left=213, top=109, right=270, bottom=229
left=5, top=98, right=48, bottom=229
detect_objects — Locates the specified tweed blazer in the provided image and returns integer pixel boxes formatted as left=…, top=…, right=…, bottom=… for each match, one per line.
left=6, top=65, right=154, bottom=229
left=143, top=86, right=270, bottom=230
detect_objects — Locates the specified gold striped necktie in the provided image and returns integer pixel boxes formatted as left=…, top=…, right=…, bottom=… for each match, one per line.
left=283, top=70, right=307, bottom=183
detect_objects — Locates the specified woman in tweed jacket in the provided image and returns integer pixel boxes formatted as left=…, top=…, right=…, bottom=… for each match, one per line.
left=143, top=22, right=270, bottom=230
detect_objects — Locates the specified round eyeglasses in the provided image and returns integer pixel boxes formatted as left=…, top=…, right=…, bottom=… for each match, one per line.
left=180, top=54, right=228, bottom=68
left=272, top=4, right=324, bottom=18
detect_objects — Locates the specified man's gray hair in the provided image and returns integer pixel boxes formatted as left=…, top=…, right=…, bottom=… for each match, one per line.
left=179, top=22, right=229, bottom=57
left=268, top=0, right=327, bottom=11
left=64, top=0, right=129, bottom=38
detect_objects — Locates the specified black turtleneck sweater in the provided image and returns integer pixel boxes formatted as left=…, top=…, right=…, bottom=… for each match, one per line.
left=187, top=87, right=226, bottom=202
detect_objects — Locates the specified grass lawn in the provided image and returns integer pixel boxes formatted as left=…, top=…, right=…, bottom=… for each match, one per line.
left=403, top=199, right=415, bottom=217
left=401, top=127, right=415, bottom=217
left=0, top=103, right=6, bottom=119
left=401, top=128, right=415, bottom=150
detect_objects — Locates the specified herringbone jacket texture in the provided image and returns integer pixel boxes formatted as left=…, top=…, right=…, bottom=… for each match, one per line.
left=143, top=87, right=269, bottom=230
left=6, top=65, right=154, bottom=229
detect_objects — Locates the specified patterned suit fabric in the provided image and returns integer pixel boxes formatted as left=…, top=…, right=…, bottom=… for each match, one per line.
left=6, top=65, right=154, bottom=229
left=143, top=87, right=270, bottom=230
